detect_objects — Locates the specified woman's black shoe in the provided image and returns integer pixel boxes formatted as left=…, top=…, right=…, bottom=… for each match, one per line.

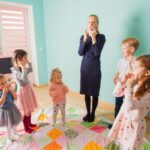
left=108, top=123, right=113, bottom=129
left=83, top=114, right=90, bottom=121
left=88, top=114, right=95, bottom=122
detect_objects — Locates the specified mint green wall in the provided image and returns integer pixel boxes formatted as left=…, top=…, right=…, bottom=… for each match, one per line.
left=1, top=0, right=150, bottom=106
left=43, top=0, right=150, bottom=104
left=1, top=0, right=48, bottom=84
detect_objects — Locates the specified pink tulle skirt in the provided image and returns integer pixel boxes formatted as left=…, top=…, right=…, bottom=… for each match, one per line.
left=17, top=84, right=38, bottom=116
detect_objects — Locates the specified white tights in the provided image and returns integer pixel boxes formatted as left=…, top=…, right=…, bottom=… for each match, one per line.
left=53, top=102, right=66, bottom=125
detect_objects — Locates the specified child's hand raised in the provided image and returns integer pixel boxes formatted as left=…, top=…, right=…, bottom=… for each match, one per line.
left=127, top=76, right=137, bottom=88
left=63, top=85, right=69, bottom=93
left=113, top=76, right=119, bottom=85
left=25, top=58, right=30, bottom=64
left=122, top=73, right=134, bottom=84
left=3, top=86, right=9, bottom=95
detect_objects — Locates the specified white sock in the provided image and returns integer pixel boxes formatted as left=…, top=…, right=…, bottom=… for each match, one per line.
left=6, top=126, right=12, bottom=139
left=52, top=123, right=56, bottom=127
left=12, top=126, right=20, bottom=139
left=6, top=137, right=12, bottom=145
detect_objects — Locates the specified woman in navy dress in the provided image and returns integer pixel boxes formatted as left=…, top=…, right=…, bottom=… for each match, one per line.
left=78, top=15, right=106, bottom=122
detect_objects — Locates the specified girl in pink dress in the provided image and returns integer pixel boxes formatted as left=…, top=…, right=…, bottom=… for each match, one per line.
left=11, top=49, right=38, bottom=134
left=108, top=55, right=150, bottom=150
left=49, top=68, right=69, bottom=126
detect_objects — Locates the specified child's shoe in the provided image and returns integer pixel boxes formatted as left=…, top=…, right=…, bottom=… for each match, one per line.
left=52, top=123, right=56, bottom=127
left=23, top=116, right=33, bottom=134
left=0, top=143, right=4, bottom=148
left=28, top=115, right=37, bottom=128
left=62, top=122, right=66, bottom=127
left=6, top=138, right=12, bottom=145
left=11, top=133, right=21, bottom=140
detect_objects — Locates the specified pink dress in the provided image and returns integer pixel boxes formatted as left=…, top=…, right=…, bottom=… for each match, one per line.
left=17, top=84, right=37, bottom=115
left=108, top=87, right=150, bottom=150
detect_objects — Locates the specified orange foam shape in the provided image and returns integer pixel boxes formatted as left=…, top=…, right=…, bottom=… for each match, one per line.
left=47, top=128, right=62, bottom=140
left=43, top=141, right=62, bottom=150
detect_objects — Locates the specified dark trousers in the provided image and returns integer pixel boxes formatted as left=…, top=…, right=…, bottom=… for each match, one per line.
left=115, top=96, right=124, bottom=118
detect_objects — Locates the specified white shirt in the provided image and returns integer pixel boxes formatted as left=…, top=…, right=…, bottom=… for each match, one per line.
left=116, top=56, right=136, bottom=81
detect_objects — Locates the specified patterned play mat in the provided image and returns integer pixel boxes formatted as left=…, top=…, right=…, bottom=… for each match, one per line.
left=0, top=105, right=150, bottom=150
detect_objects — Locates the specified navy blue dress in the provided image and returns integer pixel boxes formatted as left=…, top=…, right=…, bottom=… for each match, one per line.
left=78, top=34, right=106, bottom=96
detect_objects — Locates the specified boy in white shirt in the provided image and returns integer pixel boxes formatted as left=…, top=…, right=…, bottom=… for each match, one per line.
left=108, top=37, right=139, bottom=129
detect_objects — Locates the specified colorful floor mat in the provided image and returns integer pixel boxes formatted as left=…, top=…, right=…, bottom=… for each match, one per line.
left=0, top=105, right=149, bottom=150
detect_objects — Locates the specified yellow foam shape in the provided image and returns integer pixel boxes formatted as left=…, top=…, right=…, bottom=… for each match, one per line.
left=38, top=113, right=46, bottom=121
left=83, top=141, right=103, bottom=150
left=67, top=121, right=77, bottom=127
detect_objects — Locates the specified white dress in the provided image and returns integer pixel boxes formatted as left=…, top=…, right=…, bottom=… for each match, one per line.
left=108, top=86, right=150, bottom=150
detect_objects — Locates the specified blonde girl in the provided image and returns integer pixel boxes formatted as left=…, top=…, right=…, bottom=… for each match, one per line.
left=49, top=68, right=68, bottom=126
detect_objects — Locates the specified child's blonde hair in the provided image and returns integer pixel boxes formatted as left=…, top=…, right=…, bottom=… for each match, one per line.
left=122, top=37, right=139, bottom=52
left=50, top=68, right=62, bottom=83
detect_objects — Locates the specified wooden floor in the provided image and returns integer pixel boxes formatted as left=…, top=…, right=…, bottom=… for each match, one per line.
left=34, top=85, right=150, bottom=142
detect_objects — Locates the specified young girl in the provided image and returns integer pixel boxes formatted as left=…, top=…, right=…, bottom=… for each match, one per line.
left=11, top=49, right=38, bottom=134
left=0, top=74, right=22, bottom=144
left=108, top=55, right=150, bottom=150
left=49, top=68, right=68, bottom=126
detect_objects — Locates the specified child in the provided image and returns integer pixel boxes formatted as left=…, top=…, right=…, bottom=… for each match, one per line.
left=0, top=74, right=22, bottom=144
left=109, top=38, right=139, bottom=129
left=108, top=55, right=150, bottom=150
left=49, top=68, right=68, bottom=126
left=11, top=49, right=38, bottom=134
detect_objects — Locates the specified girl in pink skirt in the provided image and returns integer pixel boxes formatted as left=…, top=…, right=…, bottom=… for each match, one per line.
left=11, top=49, right=38, bottom=134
